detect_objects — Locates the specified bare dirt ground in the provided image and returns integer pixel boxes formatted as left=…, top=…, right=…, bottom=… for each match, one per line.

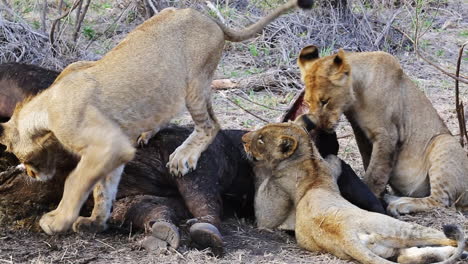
left=1, top=0, right=468, bottom=263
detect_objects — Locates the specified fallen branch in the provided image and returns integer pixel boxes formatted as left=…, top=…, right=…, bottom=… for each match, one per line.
left=234, top=92, right=287, bottom=111
left=392, top=26, right=468, bottom=83
left=416, top=49, right=468, bottom=84
left=210, top=69, right=300, bottom=92
left=373, top=10, right=401, bottom=48
left=219, top=91, right=269, bottom=123
left=206, top=1, right=225, bottom=24
left=146, top=0, right=158, bottom=15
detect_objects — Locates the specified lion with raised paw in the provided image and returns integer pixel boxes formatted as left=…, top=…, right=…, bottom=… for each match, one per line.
left=0, top=0, right=314, bottom=235
left=243, top=120, right=467, bottom=264
left=296, top=45, right=468, bottom=216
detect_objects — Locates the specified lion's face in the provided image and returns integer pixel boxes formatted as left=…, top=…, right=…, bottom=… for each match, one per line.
left=0, top=122, right=57, bottom=181
left=297, top=45, right=354, bottom=132
left=242, top=123, right=303, bottom=167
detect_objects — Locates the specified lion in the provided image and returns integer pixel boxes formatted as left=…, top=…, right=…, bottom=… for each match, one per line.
left=242, top=120, right=467, bottom=264
left=0, top=0, right=314, bottom=235
left=296, top=45, right=468, bottom=216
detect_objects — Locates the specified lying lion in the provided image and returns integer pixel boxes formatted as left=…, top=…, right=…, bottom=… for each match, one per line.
left=243, top=120, right=466, bottom=264
left=294, top=45, right=468, bottom=216
left=0, top=0, right=314, bottom=235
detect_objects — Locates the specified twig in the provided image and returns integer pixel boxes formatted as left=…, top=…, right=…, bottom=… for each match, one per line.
left=234, top=91, right=287, bottom=111
left=72, top=0, right=91, bottom=43
left=337, top=133, right=353, bottom=139
left=0, top=2, right=48, bottom=39
left=85, top=1, right=131, bottom=50
left=168, top=247, right=186, bottom=260
left=394, top=25, right=468, bottom=84
left=72, top=0, right=83, bottom=42
left=455, top=41, right=468, bottom=146
left=146, top=0, right=158, bottom=15
left=416, top=49, right=468, bottom=84
left=373, top=10, right=400, bottom=47
left=56, top=0, right=64, bottom=32
left=41, top=0, right=48, bottom=32
left=49, top=0, right=82, bottom=51
left=219, top=91, right=269, bottom=123
left=95, top=239, right=116, bottom=250
left=15, top=46, right=26, bottom=62
left=0, top=258, right=13, bottom=264
left=205, top=1, right=225, bottom=24
left=411, top=1, right=468, bottom=83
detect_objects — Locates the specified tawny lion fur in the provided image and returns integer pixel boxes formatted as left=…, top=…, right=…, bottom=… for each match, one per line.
left=0, top=0, right=312, bottom=235
left=242, top=121, right=466, bottom=264
left=297, top=45, right=468, bottom=216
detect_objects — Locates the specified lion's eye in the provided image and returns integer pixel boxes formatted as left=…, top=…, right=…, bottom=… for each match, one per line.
left=257, top=138, right=264, bottom=144
left=320, top=98, right=330, bottom=106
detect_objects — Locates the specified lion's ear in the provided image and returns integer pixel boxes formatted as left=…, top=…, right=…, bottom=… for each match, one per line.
left=278, top=135, right=298, bottom=158
left=330, top=49, right=350, bottom=85
left=298, top=45, right=320, bottom=81
left=299, top=45, right=319, bottom=63
left=333, top=49, right=345, bottom=65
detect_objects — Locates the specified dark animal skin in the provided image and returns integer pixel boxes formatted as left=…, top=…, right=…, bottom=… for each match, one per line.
left=284, top=100, right=386, bottom=215
left=0, top=63, right=384, bottom=254
left=0, top=63, right=59, bottom=122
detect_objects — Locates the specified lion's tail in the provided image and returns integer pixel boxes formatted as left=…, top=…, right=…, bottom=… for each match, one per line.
left=436, top=224, right=466, bottom=264
left=214, top=0, right=314, bottom=42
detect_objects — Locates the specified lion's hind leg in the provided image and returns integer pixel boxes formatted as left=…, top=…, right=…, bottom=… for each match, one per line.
left=386, top=134, right=468, bottom=216
left=167, top=80, right=220, bottom=176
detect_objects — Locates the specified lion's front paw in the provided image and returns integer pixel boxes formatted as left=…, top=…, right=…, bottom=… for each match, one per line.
left=167, top=147, right=200, bottom=176
left=385, top=195, right=413, bottom=216
left=72, top=216, right=108, bottom=234
left=39, top=210, right=73, bottom=235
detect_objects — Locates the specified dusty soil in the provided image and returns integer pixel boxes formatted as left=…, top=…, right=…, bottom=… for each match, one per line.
left=1, top=0, right=468, bottom=263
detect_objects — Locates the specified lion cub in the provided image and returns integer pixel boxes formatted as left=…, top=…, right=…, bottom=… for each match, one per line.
left=297, top=45, right=468, bottom=216
left=0, top=0, right=313, bottom=235
left=242, top=121, right=466, bottom=264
